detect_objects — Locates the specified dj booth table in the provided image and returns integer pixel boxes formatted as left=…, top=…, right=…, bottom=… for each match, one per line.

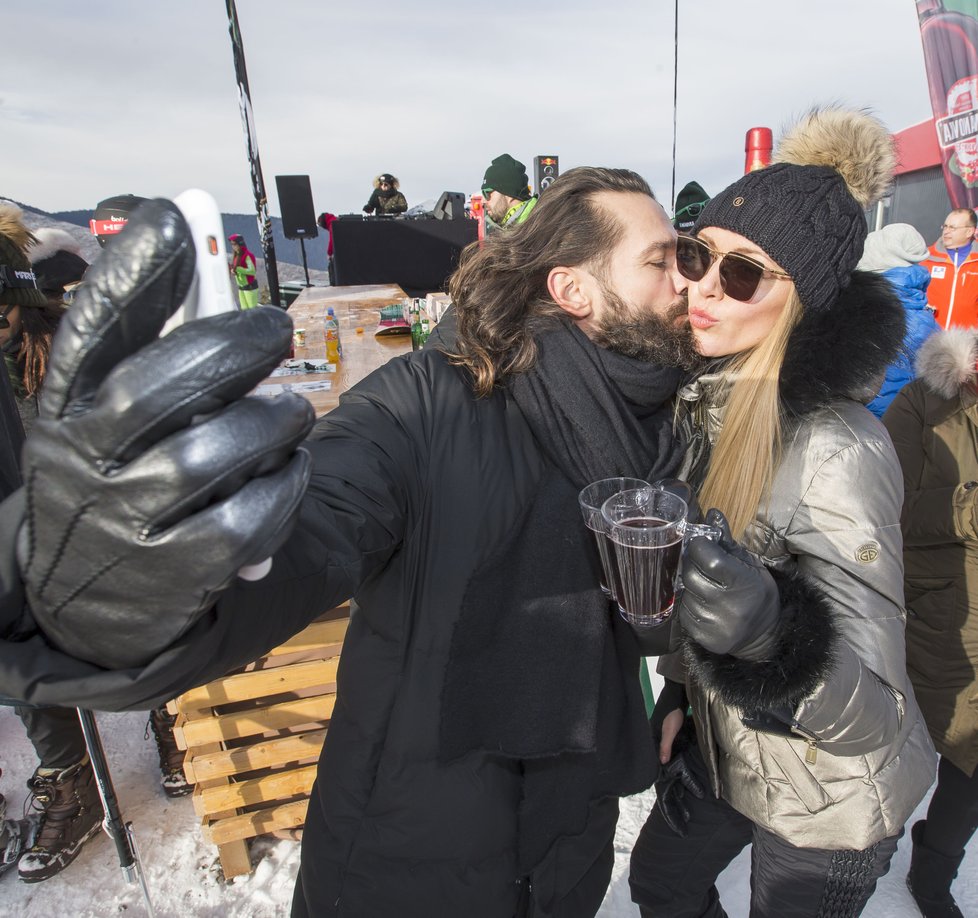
left=331, top=215, right=478, bottom=296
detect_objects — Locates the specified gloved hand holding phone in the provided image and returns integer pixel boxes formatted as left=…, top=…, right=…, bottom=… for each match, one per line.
left=14, top=198, right=315, bottom=669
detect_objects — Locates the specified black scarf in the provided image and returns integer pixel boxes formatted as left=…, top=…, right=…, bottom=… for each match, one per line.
left=439, top=319, right=685, bottom=871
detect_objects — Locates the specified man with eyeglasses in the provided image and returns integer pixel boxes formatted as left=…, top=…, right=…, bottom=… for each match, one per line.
left=922, top=207, right=978, bottom=328
left=481, top=154, right=538, bottom=232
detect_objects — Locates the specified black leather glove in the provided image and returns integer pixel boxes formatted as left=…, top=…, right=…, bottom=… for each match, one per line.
left=654, top=748, right=705, bottom=837
left=678, top=508, right=781, bottom=661
left=17, top=199, right=315, bottom=669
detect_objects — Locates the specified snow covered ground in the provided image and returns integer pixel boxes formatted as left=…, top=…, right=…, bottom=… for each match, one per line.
left=2, top=692, right=976, bottom=916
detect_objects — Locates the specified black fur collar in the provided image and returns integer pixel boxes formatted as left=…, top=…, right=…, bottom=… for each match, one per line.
left=779, top=270, right=905, bottom=416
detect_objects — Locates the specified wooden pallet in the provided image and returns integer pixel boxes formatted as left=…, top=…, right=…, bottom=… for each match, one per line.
left=167, top=604, right=350, bottom=878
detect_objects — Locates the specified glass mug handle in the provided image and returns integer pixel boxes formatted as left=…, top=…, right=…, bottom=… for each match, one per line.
left=676, top=521, right=722, bottom=594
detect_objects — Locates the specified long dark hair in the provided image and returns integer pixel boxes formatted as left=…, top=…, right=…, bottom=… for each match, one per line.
left=447, top=166, right=655, bottom=397
left=12, top=298, right=66, bottom=398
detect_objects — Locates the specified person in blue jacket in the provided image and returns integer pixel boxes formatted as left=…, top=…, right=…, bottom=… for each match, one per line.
left=857, top=223, right=939, bottom=417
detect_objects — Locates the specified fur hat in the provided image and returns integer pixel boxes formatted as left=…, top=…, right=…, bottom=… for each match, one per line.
left=856, top=223, right=928, bottom=273
left=482, top=154, right=531, bottom=201
left=696, top=107, right=896, bottom=312
left=673, top=181, right=710, bottom=233
left=374, top=174, right=400, bottom=191
left=0, top=203, right=47, bottom=308
left=29, top=227, right=89, bottom=297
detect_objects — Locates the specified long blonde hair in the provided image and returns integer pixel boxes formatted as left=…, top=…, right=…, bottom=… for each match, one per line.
left=698, top=288, right=804, bottom=540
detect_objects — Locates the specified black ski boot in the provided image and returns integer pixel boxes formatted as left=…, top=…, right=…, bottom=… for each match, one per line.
left=0, top=786, right=38, bottom=879
left=18, top=756, right=103, bottom=883
left=147, top=706, right=192, bottom=798
left=906, top=820, right=966, bottom=918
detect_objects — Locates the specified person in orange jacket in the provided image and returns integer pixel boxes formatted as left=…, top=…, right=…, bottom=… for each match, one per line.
left=922, top=208, right=978, bottom=328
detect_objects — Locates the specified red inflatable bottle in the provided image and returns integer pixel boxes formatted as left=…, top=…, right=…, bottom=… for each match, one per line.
left=917, top=0, right=978, bottom=207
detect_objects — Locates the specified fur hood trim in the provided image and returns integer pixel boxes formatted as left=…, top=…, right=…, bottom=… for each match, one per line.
left=779, top=270, right=906, bottom=414
left=0, top=203, right=37, bottom=258
left=915, top=328, right=978, bottom=400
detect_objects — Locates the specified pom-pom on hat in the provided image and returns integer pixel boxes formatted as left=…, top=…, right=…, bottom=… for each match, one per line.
left=696, top=107, right=896, bottom=312
left=29, top=228, right=89, bottom=297
left=482, top=154, right=531, bottom=200
left=0, top=203, right=47, bottom=308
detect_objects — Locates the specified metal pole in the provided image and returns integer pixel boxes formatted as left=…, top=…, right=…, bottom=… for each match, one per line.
left=226, top=0, right=282, bottom=307
left=76, top=709, right=156, bottom=917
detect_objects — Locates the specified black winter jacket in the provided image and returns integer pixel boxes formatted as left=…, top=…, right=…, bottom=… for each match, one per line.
left=0, top=346, right=640, bottom=916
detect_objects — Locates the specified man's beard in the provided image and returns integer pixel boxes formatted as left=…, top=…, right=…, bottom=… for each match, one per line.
left=590, top=287, right=700, bottom=369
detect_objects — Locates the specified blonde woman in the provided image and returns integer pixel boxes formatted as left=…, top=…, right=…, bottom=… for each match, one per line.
left=629, top=109, right=937, bottom=917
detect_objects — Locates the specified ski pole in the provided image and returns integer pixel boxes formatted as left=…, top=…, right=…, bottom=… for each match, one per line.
left=76, top=708, right=156, bottom=917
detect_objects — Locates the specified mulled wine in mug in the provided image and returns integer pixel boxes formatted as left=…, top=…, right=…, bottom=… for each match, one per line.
left=601, top=487, right=720, bottom=627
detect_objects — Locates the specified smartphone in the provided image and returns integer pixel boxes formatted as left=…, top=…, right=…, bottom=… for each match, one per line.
left=160, top=188, right=239, bottom=337
left=161, top=190, right=271, bottom=581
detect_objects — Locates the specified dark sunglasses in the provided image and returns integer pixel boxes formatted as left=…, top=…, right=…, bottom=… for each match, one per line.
left=676, top=235, right=791, bottom=302
left=481, top=187, right=493, bottom=198
left=0, top=308, right=9, bottom=330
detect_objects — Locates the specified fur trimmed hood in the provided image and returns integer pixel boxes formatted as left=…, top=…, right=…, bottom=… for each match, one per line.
left=915, top=327, right=978, bottom=399
left=779, top=269, right=905, bottom=414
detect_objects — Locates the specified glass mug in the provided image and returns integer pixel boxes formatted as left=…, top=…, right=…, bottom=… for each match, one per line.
left=577, top=478, right=651, bottom=601
left=601, top=487, right=720, bottom=627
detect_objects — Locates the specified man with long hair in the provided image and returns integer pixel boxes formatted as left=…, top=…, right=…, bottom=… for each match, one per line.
left=0, top=168, right=695, bottom=916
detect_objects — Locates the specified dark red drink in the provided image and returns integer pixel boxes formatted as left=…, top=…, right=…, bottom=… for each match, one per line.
left=612, top=518, right=683, bottom=625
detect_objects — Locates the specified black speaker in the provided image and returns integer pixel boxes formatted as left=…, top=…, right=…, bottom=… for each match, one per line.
left=433, top=191, right=465, bottom=220
left=276, top=175, right=319, bottom=240
left=533, top=156, right=559, bottom=194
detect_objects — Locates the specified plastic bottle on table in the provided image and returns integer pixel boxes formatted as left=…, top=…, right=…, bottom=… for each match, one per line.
left=324, top=308, right=341, bottom=364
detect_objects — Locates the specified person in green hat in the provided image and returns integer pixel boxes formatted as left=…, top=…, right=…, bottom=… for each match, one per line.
left=672, top=180, right=710, bottom=234
left=481, top=153, right=538, bottom=232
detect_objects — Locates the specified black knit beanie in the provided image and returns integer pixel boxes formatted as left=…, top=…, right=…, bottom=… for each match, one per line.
left=483, top=154, right=531, bottom=200
left=0, top=204, right=47, bottom=308
left=696, top=108, right=896, bottom=313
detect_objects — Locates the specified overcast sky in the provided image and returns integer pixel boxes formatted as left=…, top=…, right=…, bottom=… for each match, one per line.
left=4, top=1, right=934, bottom=225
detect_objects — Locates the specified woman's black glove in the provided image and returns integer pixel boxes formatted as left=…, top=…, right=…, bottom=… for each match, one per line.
left=650, top=679, right=704, bottom=837
left=16, top=199, right=315, bottom=669
left=678, top=509, right=780, bottom=661
left=654, top=750, right=706, bottom=837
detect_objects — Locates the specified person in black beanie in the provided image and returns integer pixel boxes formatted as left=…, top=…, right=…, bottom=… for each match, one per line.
left=672, top=180, right=710, bottom=235
left=628, top=108, right=936, bottom=917
left=362, top=173, right=408, bottom=215
left=481, top=153, right=538, bottom=231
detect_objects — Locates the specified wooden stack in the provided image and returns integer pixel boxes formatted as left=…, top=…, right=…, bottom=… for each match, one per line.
left=168, top=604, right=350, bottom=878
